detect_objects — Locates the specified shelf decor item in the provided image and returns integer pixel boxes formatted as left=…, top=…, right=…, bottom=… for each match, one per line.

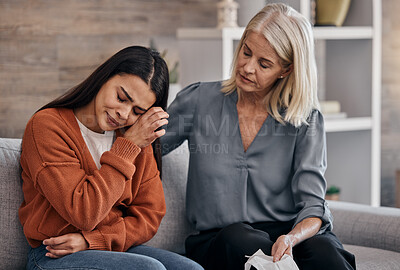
left=325, top=185, right=341, bottom=201
left=149, top=38, right=179, bottom=84
left=217, top=0, right=239, bottom=28
left=316, top=0, right=351, bottom=26
left=320, top=100, right=348, bottom=119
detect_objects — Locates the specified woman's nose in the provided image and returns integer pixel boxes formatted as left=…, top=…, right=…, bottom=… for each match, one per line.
left=116, top=106, right=130, bottom=120
left=243, top=58, right=256, bottom=74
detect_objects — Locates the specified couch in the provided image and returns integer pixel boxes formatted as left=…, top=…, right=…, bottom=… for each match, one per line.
left=1, top=138, right=400, bottom=270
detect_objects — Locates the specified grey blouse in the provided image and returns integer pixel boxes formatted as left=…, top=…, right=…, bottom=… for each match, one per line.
left=162, top=81, right=332, bottom=233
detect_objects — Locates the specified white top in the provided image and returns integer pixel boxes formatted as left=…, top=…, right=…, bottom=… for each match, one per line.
left=75, top=117, right=114, bottom=169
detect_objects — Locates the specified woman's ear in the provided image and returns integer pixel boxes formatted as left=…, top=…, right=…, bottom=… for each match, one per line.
left=280, top=64, right=293, bottom=78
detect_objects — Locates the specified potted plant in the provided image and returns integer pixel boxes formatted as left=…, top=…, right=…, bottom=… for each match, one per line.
left=325, top=185, right=341, bottom=201
left=149, top=39, right=180, bottom=105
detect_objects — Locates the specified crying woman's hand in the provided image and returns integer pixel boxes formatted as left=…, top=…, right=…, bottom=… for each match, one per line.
left=42, top=233, right=88, bottom=259
left=124, top=107, right=169, bottom=148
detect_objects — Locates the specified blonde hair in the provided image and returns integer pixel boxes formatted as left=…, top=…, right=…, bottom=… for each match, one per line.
left=222, top=3, right=318, bottom=127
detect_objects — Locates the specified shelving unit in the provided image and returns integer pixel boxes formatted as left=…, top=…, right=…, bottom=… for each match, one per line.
left=176, top=0, right=381, bottom=206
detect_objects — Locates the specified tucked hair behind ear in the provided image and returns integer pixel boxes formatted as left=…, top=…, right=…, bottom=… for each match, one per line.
left=222, top=3, right=318, bottom=127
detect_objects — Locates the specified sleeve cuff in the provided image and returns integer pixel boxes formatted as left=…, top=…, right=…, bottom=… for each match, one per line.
left=109, top=137, right=141, bottom=162
left=294, top=201, right=333, bottom=234
left=81, top=230, right=109, bottom=251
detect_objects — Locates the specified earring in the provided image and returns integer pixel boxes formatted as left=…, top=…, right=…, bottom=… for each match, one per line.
left=280, top=75, right=283, bottom=79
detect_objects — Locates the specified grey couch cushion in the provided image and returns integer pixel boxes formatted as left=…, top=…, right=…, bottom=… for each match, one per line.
left=329, top=200, right=400, bottom=253
left=146, top=142, right=196, bottom=254
left=0, top=138, right=29, bottom=269
left=344, top=244, right=400, bottom=270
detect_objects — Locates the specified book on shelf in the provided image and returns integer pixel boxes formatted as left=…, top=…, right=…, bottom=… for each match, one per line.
left=320, top=100, right=341, bottom=114
left=320, top=100, right=347, bottom=120
left=323, top=112, right=348, bottom=120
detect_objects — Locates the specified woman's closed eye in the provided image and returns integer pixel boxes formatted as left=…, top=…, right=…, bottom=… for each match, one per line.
left=133, top=107, right=146, bottom=116
left=260, top=61, right=270, bottom=69
left=117, top=95, right=140, bottom=115
left=117, top=95, right=126, bottom=102
left=243, top=48, right=251, bottom=57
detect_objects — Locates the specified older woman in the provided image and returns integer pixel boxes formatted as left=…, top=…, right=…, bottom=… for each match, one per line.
left=162, top=3, right=356, bottom=270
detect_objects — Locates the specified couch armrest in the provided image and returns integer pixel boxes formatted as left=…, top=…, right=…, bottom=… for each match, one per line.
left=328, top=200, right=400, bottom=253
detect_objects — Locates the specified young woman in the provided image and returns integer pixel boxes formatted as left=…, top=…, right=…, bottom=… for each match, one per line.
left=19, top=46, right=203, bottom=270
left=162, top=4, right=356, bottom=270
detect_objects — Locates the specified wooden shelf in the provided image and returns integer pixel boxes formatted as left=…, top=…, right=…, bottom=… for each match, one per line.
left=314, top=26, right=373, bottom=40
left=325, top=117, right=372, bottom=133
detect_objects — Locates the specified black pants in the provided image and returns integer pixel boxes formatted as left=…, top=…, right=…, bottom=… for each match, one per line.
left=186, top=221, right=356, bottom=270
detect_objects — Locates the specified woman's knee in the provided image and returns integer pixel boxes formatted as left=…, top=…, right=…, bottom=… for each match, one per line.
left=27, top=246, right=167, bottom=270
left=155, top=251, right=203, bottom=270
left=203, top=223, right=274, bottom=270
left=215, top=223, right=253, bottom=243
left=213, top=222, right=273, bottom=255
left=78, top=251, right=168, bottom=270
left=294, top=235, right=355, bottom=269
left=134, top=257, right=167, bottom=270
left=127, top=244, right=203, bottom=270
left=172, top=258, right=204, bottom=270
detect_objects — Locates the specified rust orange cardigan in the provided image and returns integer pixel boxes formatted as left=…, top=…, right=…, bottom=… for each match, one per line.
left=18, top=108, right=166, bottom=251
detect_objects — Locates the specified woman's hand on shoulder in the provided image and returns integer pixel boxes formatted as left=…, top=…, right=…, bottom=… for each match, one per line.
left=271, top=234, right=296, bottom=262
left=124, top=107, right=169, bottom=148
left=42, top=233, right=89, bottom=259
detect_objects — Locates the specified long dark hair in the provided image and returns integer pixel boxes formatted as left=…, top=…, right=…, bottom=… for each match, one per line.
left=40, top=46, right=169, bottom=174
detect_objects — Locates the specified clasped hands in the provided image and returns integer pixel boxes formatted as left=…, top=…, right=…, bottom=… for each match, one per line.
left=42, top=233, right=88, bottom=259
